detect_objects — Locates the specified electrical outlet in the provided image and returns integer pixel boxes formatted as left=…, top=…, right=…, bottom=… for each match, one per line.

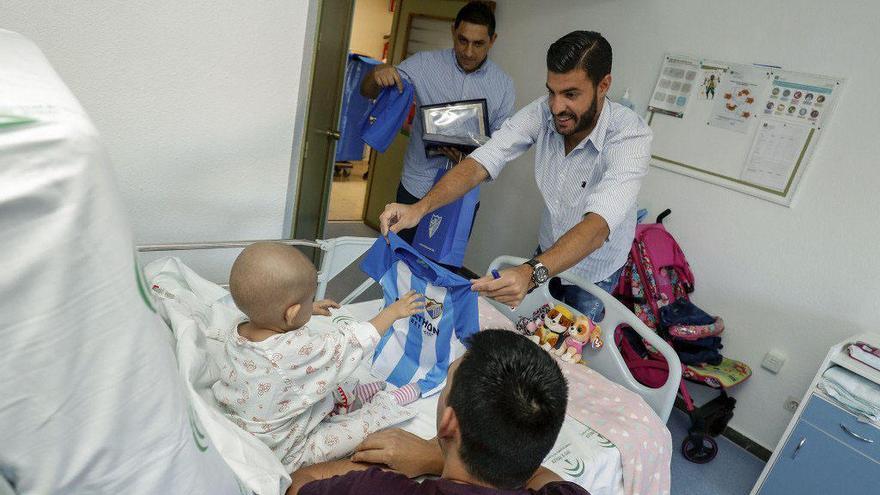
left=784, top=396, right=800, bottom=412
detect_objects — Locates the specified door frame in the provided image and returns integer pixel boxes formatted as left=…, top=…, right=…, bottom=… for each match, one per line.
left=286, top=0, right=356, bottom=241
left=283, top=0, right=322, bottom=239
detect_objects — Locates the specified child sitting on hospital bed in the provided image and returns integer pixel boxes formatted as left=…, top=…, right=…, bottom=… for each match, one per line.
left=212, top=242, right=424, bottom=471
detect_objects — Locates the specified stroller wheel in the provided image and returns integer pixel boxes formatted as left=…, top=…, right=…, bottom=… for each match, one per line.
left=681, top=434, right=718, bottom=464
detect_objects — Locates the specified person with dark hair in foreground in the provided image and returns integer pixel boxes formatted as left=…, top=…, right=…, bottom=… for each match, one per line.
left=361, top=1, right=514, bottom=245
left=379, top=31, right=653, bottom=321
left=288, top=330, right=589, bottom=495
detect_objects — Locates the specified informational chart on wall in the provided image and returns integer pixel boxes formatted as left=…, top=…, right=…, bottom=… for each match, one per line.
left=648, top=53, right=844, bottom=206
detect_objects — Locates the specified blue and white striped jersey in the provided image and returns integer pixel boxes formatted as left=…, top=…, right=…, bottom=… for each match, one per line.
left=360, top=233, right=479, bottom=396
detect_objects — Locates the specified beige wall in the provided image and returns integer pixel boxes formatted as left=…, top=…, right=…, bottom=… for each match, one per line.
left=350, top=0, right=394, bottom=60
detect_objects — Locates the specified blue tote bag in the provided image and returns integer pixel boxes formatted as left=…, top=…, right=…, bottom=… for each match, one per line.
left=412, top=167, right=479, bottom=267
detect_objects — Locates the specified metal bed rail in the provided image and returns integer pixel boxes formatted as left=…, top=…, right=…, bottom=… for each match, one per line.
left=135, top=237, right=378, bottom=303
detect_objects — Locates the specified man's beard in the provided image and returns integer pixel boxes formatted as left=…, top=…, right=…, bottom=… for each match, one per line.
left=554, top=91, right=599, bottom=136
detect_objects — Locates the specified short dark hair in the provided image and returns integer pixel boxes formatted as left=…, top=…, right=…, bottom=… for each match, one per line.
left=546, top=30, right=612, bottom=86
left=454, top=1, right=496, bottom=37
left=447, top=330, right=568, bottom=489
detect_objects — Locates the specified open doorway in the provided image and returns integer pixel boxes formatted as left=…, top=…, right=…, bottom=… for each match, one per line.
left=297, top=0, right=471, bottom=243
left=325, top=0, right=394, bottom=224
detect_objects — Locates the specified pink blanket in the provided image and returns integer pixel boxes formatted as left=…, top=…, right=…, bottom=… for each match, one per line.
left=477, top=298, right=516, bottom=331
left=558, top=360, right=671, bottom=495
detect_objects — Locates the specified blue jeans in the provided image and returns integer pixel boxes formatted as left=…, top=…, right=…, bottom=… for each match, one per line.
left=541, top=247, right=623, bottom=321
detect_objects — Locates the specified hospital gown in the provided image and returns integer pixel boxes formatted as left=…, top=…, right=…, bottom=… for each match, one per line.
left=212, top=315, right=415, bottom=471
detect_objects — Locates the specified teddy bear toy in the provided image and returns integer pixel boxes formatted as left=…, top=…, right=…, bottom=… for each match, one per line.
left=529, top=305, right=574, bottom=351
left=555, top=315, right=603, bottom=363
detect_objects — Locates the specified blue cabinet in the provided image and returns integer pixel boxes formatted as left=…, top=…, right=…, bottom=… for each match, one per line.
left=752, top=336, right=880, bottom=495
left=756, top=395, right=879, bottom=495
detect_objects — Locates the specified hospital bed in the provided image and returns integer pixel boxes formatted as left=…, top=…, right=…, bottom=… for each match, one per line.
left=137, top=237, right=681, bottom=495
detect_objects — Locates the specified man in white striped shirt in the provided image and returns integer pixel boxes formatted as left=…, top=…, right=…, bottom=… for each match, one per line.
left=379, top=31, right=653, bottom=320
left=361, top=1, right=514, bottom=247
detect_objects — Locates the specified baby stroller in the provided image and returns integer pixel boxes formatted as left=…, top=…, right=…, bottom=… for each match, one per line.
left=613, top=210, right=752, bottom=463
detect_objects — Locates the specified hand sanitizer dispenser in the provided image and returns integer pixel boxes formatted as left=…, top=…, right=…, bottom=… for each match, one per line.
left=618, top=88, right=636, bottom=111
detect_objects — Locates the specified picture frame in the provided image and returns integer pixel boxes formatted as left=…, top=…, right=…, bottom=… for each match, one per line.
left=420, top=99, right=490, bottom=156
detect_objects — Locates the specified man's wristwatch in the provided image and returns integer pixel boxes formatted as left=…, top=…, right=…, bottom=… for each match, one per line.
left=524, top=258, right=550, bottom=293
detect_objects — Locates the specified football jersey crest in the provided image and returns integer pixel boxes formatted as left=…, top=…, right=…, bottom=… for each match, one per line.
left=425, top=297, right=444, bottom=320
left=428, top=213, right=443, bottom=238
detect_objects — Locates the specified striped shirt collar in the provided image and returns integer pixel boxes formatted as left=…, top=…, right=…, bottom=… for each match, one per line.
left=545, top=96, right=612, bottom=153
left=447, top=48, right=491, bottom=75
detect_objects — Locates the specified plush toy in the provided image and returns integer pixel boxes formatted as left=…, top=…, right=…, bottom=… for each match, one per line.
left=525, top=321, right=545, bottom=344
left=515, top=304, right=550, bottom=342
left=517, top=304, right=553, bottom=336
left=529, top=305, right=573, bottom=351
left=555, top=316, right=603, bottom=363
left=531, top=304, right=552, bottom=321
left=515, top=316, right=535, bottom=336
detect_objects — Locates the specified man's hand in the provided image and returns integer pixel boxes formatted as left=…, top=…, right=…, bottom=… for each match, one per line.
left=312, top=299, right=340, bottom=316
left=379, top=202, right=425, bottom=237
left=351, top=429, right=443, bottom=478
left=438, top=146, right=463, bottom=163
left=470, top=264, right=533, bottom=307
left=373, top=65, right=404, bottom=93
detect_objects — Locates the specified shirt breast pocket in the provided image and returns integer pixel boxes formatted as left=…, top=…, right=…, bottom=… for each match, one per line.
left=562, top=185, right=590, bottom=213
left=566, top=168, right=601, bottom=211
left=578, top=157, right=609, bottom=198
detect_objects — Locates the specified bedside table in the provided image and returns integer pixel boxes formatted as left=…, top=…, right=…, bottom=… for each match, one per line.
left=751, top=333, right=880, bottom=494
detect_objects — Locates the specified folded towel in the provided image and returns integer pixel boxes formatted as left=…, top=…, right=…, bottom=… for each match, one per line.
left=848, top=343, right=880, bottom=372
left=820, top=366, right=880, bottom=420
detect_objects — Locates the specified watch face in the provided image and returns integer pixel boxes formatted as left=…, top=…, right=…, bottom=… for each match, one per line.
left=533, top=266, right=550, bottom=284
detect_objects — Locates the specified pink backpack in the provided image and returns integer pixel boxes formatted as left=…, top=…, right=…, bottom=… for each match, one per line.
left=614, top=222, right=694, bottom=330
left=615, top=327, right=672, bottom=388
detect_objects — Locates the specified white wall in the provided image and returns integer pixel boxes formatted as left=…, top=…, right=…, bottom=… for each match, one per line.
left=350, top=0, right=394, bottom=60
left=0, top=0, right=312, bottom=281
left=472, top=0, right=880, bottom=450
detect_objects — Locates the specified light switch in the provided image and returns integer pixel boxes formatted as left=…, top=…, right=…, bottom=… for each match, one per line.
left=761, top=350, right=786, bottom=374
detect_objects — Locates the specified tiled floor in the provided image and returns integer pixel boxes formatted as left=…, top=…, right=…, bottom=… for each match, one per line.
left=328, top=160, right=369, bottom=221
left=668, top=408, right=765, bottom=494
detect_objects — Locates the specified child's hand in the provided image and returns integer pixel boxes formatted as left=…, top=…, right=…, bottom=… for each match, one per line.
left=312, top=299, right=341, bottom=316
left=369, top=291, right=425, bottom=335
left=388, top=290, right=425, bottom=320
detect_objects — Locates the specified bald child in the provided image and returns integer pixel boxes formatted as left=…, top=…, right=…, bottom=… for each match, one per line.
left=213, top=242, right=424, bottom=471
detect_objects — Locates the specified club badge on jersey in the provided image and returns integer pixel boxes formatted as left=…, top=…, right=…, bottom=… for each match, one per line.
left=360, top=233, right=479, bottom=396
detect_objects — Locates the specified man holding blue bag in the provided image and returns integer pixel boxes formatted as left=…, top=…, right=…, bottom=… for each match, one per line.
left=360, top=1, right=514, bottom=266
left=379, top=31, right=653, bottom=321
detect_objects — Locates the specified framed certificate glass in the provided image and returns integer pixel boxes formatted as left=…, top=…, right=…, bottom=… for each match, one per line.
left=420, top=99, right=490, bottom=156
